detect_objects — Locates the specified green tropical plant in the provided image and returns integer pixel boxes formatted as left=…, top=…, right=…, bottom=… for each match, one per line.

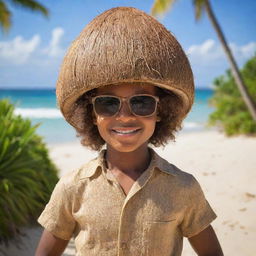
left=0, top=99, right=59, bottom=245
left=208, top=55, right=256, bottom=135
left=0, top=0, right=49, bottom=32
left=151, top=0, right=256, bottom=121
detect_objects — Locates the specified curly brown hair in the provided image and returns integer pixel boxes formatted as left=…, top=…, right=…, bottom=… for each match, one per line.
left=73, top=87, right=184, bottom=151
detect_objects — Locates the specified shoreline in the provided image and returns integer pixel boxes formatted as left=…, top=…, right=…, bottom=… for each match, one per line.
left=1, top=130, right=255, bottom=255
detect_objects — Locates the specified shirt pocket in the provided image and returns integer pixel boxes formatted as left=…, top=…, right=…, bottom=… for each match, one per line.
left=142, top=218, right=178, bottom=256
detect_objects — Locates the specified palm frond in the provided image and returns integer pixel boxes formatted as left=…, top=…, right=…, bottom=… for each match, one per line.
left=151, top=0, right=177, bottom=17
left=11, top=0, right=49, bottom=17
left=0, top=1, right=11, bottom=32
left=193, top=0, right=207, bottom=21
left=0, top=99, right=59, bottom=244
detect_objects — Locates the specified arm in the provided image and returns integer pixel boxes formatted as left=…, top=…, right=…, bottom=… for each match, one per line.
left=188, top=225, right=223, bottom=256
left=35, top=229, right=70, bottom=256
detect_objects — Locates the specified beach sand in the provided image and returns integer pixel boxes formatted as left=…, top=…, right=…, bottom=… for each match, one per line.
left=1, top=130, right=255, bottom=256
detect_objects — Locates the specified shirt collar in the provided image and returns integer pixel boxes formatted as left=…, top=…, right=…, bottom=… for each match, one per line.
left=80, top=150, right=106, bottom=178
left=80, top=148, right=177, bottom=179
left=149, top=148, right=177, bottom=176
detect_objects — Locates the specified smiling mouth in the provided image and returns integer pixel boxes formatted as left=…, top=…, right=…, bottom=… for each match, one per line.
left=111, top=128, right=141, bottom=135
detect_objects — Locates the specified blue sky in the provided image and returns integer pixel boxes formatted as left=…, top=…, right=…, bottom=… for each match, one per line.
left=0, top=0, right=255, bottom=89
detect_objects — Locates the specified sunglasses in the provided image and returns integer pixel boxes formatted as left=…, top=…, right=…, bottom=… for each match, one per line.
left=91, top=94, right=159, bottom=117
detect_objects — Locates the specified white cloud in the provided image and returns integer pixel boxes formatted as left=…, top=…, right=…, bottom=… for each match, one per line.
left=188, top=39, right=213, bottom=55
left=0, top=35, right=41, bottom=64
left=43, top=27, right=65, bottom=57
left=0, top=27, right=65, bottom=67
left=187, top=39, right=223, bottom=63
left=186, top=39, right=256, bottom=64
left=186, top=40, right=256, bottom=87
left=229, top=42, right=256, bottom=60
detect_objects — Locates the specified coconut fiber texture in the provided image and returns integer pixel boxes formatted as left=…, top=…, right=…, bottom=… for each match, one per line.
left=56, top=7, right=194, bottom=129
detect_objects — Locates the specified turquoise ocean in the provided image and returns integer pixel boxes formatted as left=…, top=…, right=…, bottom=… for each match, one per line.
left=0, top=89, right=215, bottom=145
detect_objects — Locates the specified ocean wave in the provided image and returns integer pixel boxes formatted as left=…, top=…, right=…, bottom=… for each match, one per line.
left=13, top=108, right=206, bottom=130
left=15, top=108, right=62, bottom=118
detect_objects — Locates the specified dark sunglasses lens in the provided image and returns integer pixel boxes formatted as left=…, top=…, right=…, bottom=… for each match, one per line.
left=130, top=96, right=157, bottom=116
left=94, top=97, right=120, bottom=116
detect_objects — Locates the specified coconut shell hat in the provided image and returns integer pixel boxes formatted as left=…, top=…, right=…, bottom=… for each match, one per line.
left=56, top=7, right=194, bottom=130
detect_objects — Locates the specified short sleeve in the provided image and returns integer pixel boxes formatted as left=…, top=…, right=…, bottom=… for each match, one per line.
left=37, top=178, right=76, bottom=240
left=180, top=176, right=217, bottom=238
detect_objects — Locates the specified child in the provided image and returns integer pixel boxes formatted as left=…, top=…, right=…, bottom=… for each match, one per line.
left=36, top=7, right=223, bottom=256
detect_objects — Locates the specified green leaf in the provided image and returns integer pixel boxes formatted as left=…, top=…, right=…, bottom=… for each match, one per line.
left=0, top=99, right=59, bottom=243
left=0, top=1, right=11, bottom=32
left=151, top=0, right=177, bottom=17
left=208, top=55, right=256, bottom=135
left=11, top=0, right=49, bottom=17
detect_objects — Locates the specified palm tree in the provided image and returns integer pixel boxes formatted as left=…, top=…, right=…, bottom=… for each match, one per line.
left=151, top=0, right=256, bottom=121
left=0, top=0, right=48, bottom=32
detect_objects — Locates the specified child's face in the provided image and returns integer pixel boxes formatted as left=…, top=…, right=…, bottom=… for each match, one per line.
left=93, top=83, right=158, bottom=153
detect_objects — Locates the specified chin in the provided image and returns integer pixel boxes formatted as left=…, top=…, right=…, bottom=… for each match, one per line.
left=108, top=141, right=148, bottom=153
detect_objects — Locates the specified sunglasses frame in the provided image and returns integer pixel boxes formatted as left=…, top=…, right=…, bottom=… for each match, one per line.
left=91, top=94, right=159, bottom=117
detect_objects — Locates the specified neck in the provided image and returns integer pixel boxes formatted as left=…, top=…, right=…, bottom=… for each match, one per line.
left=105, top=145, right=151, bottom=175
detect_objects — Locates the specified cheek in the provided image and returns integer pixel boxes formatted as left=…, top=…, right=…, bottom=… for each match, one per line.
left=95, top=116, right=109, bottom=136
left=144, top=116, right=157, bottom=134
left=94, top=114, right=105, bottom=125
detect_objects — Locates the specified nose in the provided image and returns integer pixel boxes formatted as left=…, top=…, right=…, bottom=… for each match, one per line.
left=116, top=100, right=135, bottom=120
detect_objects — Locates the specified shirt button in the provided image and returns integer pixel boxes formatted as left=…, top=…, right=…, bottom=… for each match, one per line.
left=121, top=242, right=127, bottom=249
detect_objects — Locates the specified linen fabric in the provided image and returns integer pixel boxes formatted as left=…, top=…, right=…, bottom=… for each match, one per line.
left=38, top=148, right=217, bottom=256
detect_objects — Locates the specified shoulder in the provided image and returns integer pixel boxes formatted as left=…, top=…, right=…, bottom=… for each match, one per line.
left=155, top=157, right=207, bottom=206
left=153, top=151, right=201, bottom=192
left=168, top=162, right=198, bottom=187
left=154, top=150, right=197, bottom=183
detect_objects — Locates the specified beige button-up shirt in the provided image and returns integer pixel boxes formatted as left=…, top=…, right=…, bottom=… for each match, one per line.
left=38, top=148, right=217, bottom=256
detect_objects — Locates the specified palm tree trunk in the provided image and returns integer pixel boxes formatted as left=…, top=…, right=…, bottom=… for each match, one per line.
left=204, top=0, right=256, bottom=121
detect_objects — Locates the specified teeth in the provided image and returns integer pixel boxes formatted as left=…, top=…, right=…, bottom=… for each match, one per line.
left=113, top=129, right=139, bottom=134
